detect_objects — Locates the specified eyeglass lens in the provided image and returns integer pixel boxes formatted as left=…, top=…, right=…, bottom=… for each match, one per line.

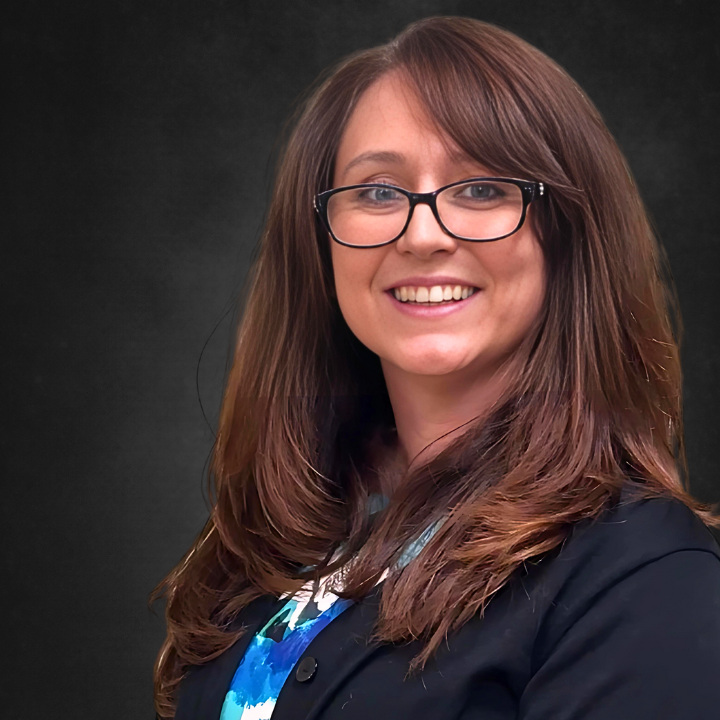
left=326, top=180, right=525, bottom=246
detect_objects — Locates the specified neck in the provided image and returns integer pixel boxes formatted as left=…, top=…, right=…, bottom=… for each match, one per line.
left=380, top=356, right=517, bottom=485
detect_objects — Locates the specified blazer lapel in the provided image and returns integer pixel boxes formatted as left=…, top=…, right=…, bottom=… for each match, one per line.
left=271, top=583, right=386, bottom=720
left=176, top=581, right=389, bottom=720
left=174, top=594, right=283, bottom=720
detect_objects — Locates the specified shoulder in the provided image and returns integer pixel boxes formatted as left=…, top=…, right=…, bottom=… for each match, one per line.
left=510, top=488, right=720, bottom=717
left=559, top=484, right=720, bottom=572
left=521, top=484, right=720, bottom=656
left=536, top=483, right=720, bottom=594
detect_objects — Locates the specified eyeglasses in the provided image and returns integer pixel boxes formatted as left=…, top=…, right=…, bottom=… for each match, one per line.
left=314, top=177, right=544, bottom=248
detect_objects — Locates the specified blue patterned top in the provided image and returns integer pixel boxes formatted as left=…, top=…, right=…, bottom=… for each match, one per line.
left=220, top=498, right=441, bottom=720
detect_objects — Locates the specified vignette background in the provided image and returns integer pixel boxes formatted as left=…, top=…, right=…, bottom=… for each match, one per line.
left=4, top=1, right=719, bottom=717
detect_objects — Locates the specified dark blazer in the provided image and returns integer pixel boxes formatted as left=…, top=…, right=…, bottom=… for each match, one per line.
left=176, top=487, right=720, bottom=720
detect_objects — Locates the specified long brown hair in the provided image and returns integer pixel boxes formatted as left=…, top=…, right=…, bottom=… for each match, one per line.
left=152, top=17, right=720, bottom=717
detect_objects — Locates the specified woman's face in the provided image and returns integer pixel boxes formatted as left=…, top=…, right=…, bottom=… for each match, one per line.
left=329, top=71, right=546, bottom=383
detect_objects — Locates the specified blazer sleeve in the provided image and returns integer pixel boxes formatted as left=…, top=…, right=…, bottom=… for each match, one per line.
left=517, top=548, right=720, bottom=720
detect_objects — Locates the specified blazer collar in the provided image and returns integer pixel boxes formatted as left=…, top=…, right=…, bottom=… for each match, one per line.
left=174, top=584, right=386, bottom=720
left=273, top=582, right=385, bottom=720
left=174, top=594, right=282, bottom=720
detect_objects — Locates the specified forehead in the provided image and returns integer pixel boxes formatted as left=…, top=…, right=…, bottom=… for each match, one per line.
left=333, top=71, right=485, bottom=185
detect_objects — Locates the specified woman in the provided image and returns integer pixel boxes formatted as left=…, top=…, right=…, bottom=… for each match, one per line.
left=154, top=17, right=720, bottom=719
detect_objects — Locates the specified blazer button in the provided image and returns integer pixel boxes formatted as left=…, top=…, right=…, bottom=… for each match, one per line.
left=295, top=656, right=317, bottom=683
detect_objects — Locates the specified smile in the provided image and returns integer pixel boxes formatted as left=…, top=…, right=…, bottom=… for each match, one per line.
left=392, top=284, right=477, bottom=304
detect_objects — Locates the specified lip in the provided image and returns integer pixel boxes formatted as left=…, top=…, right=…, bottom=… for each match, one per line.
left=386, top=287, right=480, bottom=317
left=383, top=276, right=480, bottom=291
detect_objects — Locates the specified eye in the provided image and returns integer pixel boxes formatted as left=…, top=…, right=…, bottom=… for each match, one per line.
left=455, top=182, right=506, bottom=201
left=355, top=185, right=404, bottom=205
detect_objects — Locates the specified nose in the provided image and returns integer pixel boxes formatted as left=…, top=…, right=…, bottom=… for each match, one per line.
left=395, top=201, right=458, bottom=257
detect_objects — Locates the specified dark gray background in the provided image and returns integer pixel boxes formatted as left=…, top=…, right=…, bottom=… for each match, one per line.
left=4, top=1, right=719, bottom=717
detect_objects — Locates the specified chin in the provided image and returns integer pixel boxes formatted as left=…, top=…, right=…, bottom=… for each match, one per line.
left=387, top=350, right=475, bottom=377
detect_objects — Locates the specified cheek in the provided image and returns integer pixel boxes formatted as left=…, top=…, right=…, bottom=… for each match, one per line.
left=511, top=253, right=546, bottom=331
left=331, top=246, right=371, bottom=330
left=331, top=243, right=383, bottom=300
left=331, top=246, right=352, bottom=303
left=330, top=244, right=393, bottom=356
left=483, top=239, right=546, bottom=327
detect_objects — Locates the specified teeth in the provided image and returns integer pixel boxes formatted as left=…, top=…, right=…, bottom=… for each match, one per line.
left=392, top=284, right=476, bottom=304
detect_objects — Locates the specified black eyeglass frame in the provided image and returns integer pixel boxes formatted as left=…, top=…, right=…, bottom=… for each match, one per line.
left=314, top=177, right=545, bottom=248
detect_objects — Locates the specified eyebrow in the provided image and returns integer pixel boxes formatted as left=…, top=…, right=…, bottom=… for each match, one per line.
left=339, top=148, right=488, bottom=183
left=340, top=151, right=405, bottom=180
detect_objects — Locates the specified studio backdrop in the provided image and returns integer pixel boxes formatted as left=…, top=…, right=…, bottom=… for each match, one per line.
left=4, top=2, right=719, bottom=718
